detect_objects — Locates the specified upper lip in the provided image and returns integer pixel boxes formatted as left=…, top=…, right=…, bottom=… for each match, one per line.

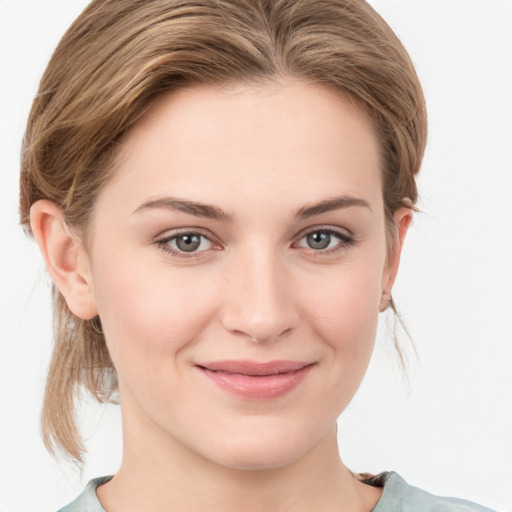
left=196, top=360, right=314, bottom=376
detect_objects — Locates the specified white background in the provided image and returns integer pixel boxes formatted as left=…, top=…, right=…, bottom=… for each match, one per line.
left=0, top=1, right=511, bottom=510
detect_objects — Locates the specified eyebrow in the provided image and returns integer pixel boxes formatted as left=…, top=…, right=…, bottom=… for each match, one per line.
left=133, top=194, right=371, bottom=221
left=133, top=197, right=233, bottom=222
left=295, top=195, right=372, bottom=218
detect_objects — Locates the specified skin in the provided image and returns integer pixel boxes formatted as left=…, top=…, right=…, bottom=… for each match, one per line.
left=31, top=80, right=411, bottom=511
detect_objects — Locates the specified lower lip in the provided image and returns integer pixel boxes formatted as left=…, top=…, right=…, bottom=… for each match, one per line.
left=198, top=365, right=314, bottom=400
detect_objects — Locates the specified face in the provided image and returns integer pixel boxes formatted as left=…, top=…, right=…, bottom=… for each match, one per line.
left=83, top=80, right=406, bottom=470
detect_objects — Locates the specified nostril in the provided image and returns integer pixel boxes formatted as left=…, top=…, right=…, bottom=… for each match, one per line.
left=245, top=326, right=294, bottom=344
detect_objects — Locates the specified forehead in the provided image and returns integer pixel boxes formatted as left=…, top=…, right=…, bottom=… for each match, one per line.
left=99, top=80, right=383, bottom=216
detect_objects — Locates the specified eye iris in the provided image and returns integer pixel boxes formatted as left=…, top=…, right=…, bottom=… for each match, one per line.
left=307, top=231, right=331, bottom=250
left=176, top=234, right=201, bottom=252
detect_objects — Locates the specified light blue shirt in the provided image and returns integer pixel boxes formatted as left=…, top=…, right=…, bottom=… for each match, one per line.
left=58, top=472, right=496, bottom=511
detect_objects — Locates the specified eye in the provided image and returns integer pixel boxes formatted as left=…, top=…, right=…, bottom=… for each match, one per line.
left=155, top=231, right=217, bottom=256
left=296, top=228, right=354, bottom=252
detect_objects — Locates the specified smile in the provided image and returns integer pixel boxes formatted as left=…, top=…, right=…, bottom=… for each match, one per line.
left=195, top=360, right=316, bottom=400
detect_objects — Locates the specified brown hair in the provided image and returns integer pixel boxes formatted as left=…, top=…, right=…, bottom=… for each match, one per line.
left=19, top=0, right=427, bottom=463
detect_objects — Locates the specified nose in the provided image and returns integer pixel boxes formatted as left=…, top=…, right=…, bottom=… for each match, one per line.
left=220, top=247, right=299, bottom=344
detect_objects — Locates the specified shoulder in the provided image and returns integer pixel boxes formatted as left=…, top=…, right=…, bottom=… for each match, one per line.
left=55, top=472, right=496, bottom=512
left=370, top=472, right=496, bottom=512
left=57, top=476, right=112, bottom=512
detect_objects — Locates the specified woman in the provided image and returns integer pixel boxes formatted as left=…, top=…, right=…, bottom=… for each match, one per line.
left=9, top=0, right=506, bottom=510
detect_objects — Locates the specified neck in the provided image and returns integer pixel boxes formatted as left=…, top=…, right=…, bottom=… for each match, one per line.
left=97, top=401, right=381, bottom=512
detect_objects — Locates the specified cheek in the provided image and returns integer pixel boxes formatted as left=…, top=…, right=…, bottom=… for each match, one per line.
left=302, top=259, right=383, bottom=363
left=89, top=249, right=221, bottom=378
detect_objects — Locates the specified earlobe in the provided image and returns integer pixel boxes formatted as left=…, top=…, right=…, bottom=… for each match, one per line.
left=30, top=200, right=98, bottom=320
left=380, top=208, right=413, bottom=312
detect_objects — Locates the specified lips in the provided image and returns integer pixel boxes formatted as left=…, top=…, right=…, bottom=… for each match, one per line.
left=196, top=360, right=315, bottom=399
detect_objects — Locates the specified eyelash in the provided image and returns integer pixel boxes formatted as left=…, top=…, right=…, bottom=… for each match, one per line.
left=154, top=227, right=356, bottom=259
left=293, top=227, right=356, bottom=255
left=155, top=229, right=219, bottom=259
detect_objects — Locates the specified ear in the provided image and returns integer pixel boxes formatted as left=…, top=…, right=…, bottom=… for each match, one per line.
left=30, top=200, right=98, bottom=320
left=380, top=207, right=413, bottom=312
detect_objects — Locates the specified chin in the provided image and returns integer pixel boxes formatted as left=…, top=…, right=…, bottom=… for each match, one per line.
left=198, top=417, right=331, bottom=471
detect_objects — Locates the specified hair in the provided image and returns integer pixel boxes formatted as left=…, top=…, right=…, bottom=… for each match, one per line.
left=19, top=0, right=427, bottom=464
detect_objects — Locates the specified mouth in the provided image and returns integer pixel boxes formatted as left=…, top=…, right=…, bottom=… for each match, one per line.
left=195, top=360, right=316, bottom=399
